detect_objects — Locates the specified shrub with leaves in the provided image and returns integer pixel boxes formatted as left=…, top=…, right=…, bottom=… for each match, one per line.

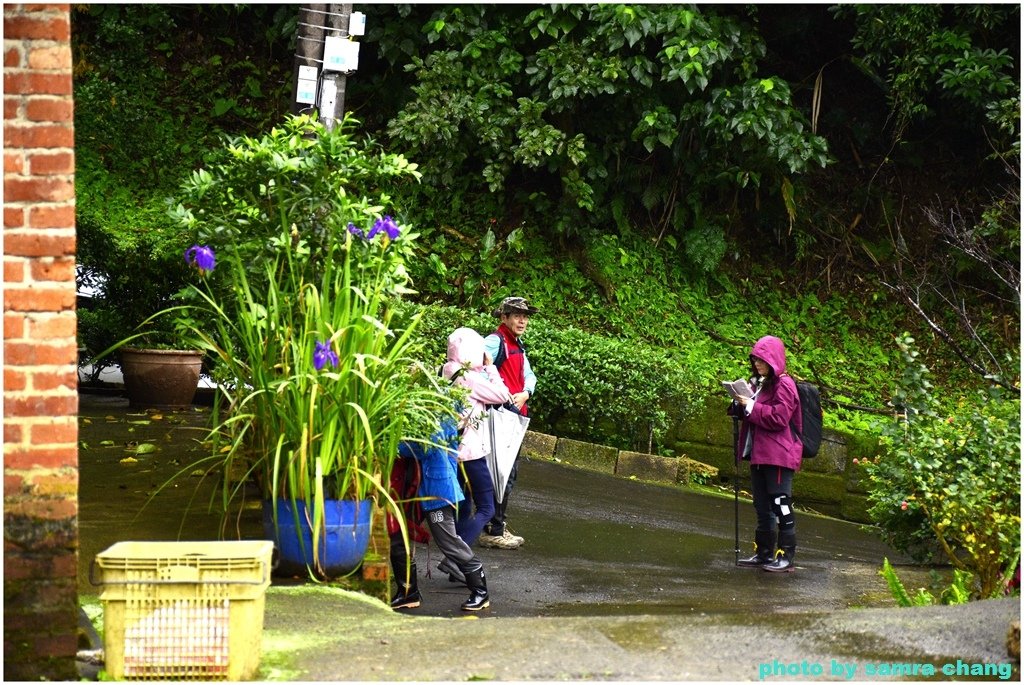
left=381, top=4, right=828, bottom=268
left=404, top=302, right=702, bottom=453
left=167, top=115, right=450, bottom=577
left=861, top=334, right=1020, bottom=598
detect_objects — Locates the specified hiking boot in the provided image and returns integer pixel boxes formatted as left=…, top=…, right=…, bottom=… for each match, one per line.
left=763, top=530, right=797, bottom=573
left=737, top=530, right=776, bottom=568
left=461, top=569, right=490, bottom=611
left=478, top=529, right=524, bottom=550
left=390, top=562, right=421, bottom=609
left=390, top=586, right=422, bottom=610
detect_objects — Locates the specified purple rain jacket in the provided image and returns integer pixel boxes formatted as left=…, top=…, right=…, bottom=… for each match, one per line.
left=733, top=335, right=803, bottom=471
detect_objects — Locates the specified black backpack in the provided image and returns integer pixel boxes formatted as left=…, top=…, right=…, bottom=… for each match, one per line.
left=789, top=379, right=823, bottom=459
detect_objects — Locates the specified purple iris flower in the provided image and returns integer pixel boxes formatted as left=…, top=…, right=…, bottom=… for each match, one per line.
left=313, top=340, right=339, bottom=371
left=347, top=222, right=365, bottom=239
left=185, top=245, right=215, bottom=274
left=368, top=215, right=400, bottom=240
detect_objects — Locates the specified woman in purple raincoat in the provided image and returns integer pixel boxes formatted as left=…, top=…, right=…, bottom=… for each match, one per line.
left=728, top=335, right=803, bottom=572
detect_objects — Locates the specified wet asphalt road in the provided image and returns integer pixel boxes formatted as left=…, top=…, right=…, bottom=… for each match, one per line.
left=77, top=395, right=1019, bottom=680
left=404, top=457, right=928, bottom=620
left=287, top=458, right=1017, bottom=681
left=77, top=393, right=922, bottom=618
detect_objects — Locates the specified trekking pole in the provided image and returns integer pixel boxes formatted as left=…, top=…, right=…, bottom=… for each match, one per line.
left=733, top=413, right=740, bottom=566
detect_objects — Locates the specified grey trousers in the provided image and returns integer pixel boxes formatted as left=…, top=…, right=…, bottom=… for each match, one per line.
left=425, top=504, right=484, bottom=575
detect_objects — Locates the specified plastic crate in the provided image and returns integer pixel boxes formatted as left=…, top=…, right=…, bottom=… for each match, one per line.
left=92, top=540, right=274, bottom=681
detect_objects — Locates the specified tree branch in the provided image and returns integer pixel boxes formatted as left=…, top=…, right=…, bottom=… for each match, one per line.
left=885, top=281, right=1019, bottom=396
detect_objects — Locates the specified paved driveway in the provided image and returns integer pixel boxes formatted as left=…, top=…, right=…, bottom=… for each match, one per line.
left=78, top=395, right=1019, bottom=680
left=409, top=457, right=931, bottom=619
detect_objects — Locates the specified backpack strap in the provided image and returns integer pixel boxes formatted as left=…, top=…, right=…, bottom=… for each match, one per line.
left=492, top=334, right=507, bottom=369
left=781, top=373, right=802, bottom=440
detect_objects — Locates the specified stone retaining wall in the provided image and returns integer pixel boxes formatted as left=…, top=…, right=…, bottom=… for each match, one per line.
left=523, top=401, right=879, bottom=524
left=521, top=432, right=721, bottom=492
left=669, top=403, right=878, bottom=522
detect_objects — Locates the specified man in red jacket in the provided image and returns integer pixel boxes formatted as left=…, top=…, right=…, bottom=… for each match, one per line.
left=480, top=296, right=538, bottom=549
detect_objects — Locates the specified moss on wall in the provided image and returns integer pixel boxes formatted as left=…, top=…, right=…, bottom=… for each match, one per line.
left=554, top=438, right=618, bottom=473
left=616, top=451, right=678, bottom=482
left=793, top=471, right=848, bottom=508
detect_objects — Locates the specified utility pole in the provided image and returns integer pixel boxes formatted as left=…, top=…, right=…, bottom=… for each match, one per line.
left=291, top=4, right=362, bottom=130
left=292, top=5, right=330, bottom=117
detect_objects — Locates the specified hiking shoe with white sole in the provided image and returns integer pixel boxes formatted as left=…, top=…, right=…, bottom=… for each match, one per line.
left=477, top=529, right=524, bottom=549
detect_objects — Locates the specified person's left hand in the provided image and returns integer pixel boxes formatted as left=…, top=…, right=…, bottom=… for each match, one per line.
left=512, top=391, right=529, bottom=409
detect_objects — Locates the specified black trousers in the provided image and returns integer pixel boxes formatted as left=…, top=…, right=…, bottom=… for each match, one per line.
left=750, top=464, right=795, bottom=533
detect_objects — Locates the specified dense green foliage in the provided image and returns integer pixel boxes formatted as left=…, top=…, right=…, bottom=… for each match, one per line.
left=375, top=4, right=828, bottom=274
left=836, top=4, right=1019, bottom=157
left=73, top=4, right=295, bottom=360
left=861, top=335, right=1020, bottom=598
left=817, top=4, right=1021, bottom=396
left=72, top=6, right=1018, bottom=480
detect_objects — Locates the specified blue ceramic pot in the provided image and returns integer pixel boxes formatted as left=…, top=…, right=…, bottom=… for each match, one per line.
left=263, top=498, right=373, bottom=578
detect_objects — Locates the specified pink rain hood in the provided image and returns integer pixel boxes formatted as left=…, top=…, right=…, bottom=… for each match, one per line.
left=441, top=327, right=512, bottom=461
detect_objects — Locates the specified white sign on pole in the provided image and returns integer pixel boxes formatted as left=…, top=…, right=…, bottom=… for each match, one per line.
left=349, top=11, right=367, bottom=36
left=323, top=35, right=360, bottom=72
left=296, top=65, right=319, bottom=105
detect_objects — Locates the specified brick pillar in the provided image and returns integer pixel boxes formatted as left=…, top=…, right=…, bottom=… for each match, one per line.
left=3, top=4, right=79, bottom=680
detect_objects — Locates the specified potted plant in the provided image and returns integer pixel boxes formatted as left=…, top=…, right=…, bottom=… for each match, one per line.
left=75, top=179, right=209, bottom=409
left=169, top=114, right=450, bottom=578
left=82, top=278, right=207, bottom=409
left=82, top=303, right=206, bottom=410
left=116, top=347, right=204, bottom=409
left=111, top=248, right=215, bottom=409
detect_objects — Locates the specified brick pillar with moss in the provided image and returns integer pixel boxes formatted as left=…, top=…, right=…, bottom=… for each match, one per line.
left=3, top=4, right=80, bottom=679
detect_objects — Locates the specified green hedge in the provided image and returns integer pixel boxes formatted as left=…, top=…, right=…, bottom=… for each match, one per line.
left=399, top=302, right=702, bottom=452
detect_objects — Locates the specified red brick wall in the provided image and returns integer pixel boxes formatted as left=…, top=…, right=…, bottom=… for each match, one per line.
left=3, top=3, right=79, bottom=680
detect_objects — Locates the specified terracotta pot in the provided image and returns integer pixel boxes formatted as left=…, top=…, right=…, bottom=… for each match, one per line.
left=119, top=347, right=203, bottom=409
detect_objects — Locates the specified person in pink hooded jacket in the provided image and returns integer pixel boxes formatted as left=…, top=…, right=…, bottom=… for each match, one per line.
left=728, top=335, right=803, bottom=572
left=437, top=327, right=514, bottom=581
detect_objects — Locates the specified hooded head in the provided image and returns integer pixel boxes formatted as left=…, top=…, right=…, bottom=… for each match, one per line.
left=749, top=335, right=787, bottom=379
left=445, top=327, right=487, bottom=370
